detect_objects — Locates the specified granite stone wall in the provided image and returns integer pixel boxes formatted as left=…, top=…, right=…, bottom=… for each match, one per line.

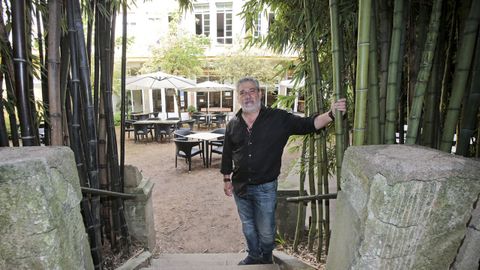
left=124, top=165, right=156, bottom=251
left=0, top=147, right=94, bottom=270
left=326, top=145, right=480, bottom=270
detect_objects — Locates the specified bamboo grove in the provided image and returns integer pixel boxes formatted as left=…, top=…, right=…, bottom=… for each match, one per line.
left=242, top=0, right=479, bottom=263
left=0, top=0, right=132, bottom=269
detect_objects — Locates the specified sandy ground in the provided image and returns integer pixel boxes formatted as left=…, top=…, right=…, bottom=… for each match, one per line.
left=124, top=129, right=300, bottom=255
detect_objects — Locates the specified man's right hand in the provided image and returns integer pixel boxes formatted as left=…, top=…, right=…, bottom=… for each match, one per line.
left=224, top=181, right=233, bottom=197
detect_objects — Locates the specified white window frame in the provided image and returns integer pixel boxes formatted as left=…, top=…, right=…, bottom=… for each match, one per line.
left=216, top=2, right=233, bottom=45
left=254, top=13, right=262, bottom=38
left=194, top=4, right=210, bottom=36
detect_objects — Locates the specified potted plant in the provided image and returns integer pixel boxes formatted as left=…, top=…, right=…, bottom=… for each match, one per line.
left=187, top=105, right=197, bottom=118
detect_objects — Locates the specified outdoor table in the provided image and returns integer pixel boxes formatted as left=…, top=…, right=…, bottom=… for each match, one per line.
left=185, top=132, right=224, bottom=168
left=130, top=112, right=150, bottom=120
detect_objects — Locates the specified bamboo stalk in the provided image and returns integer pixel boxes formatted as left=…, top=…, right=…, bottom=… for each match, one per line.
left=440, top=0, right=480, bottom=152
left=385, top=0, right=405, bottom=144
left=12, top=0, right=36, bottom=146
left=377, top=0, right=391, bottom=143
left=306, top=135, right=317, bottom=252
left=368, top=0, right=380, bottom=145
left=329, top=0, right=346, bottom=190
left=456, top=26, right=480, bottom=156
left=36, top=1, right=50, bottom=145
left=293, top=139, right=307, bottom=252
left=66, top=0, right=102, bottom=267
left=0, top=73, right=9, bottom=146
left=120, top=0, right=128, bottom=189
left=99, top=0, right=130, bottom=248
left=47, top=0, right=63, bottom=146
left=406, top=0, right=443, bottom=145
left=0, top=2, right=18, bottom=147
left=353, top=0, right=372, bottom=146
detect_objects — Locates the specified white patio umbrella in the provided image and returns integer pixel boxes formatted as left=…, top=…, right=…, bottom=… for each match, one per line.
left=182, top=81, right=235, bottom=113
left=125, top=71, right=195, bottom=90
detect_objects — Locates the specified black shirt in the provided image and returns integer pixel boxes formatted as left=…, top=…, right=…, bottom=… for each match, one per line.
left=221, top=105, right=319, bottom=196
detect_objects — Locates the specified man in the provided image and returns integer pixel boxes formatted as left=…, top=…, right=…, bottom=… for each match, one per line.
left=221, top=77, right=346, bottom=265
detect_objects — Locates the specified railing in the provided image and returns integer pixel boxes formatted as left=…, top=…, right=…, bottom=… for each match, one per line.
left=286, top=193, right=337, bottom=202
left=81, top=187, right=138, bottom=199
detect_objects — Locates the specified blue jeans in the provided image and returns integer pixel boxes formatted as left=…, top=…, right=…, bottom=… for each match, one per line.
left=234, top=180, right=277, bottom=262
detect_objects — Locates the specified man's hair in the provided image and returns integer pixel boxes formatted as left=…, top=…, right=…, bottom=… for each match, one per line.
left=236, top=77, right=260, bottom=91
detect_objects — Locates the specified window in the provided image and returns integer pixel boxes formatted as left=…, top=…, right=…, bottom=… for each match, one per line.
left=194, top=4, right=210, bottom=36
left=254, top=13, right=261, bottom=38
left=152, top=89, right=162, bottom=112
left=268, top=13, right=275, bottom=31
left=166, top=89, right=176, bottom=112
left=196, top=92, right=207, bottom=112
left=216, top=2, right=232, bottom=44
left=179, top=90, right=189, bottom=112
left=222, top=91, right=233, bottom=111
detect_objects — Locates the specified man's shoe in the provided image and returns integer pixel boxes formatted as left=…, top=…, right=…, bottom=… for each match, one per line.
left=261, top=253, right=273, bottom=264
left=261, top=259, right=273, bottom=264
left=238, top=256, right=262, bottom=265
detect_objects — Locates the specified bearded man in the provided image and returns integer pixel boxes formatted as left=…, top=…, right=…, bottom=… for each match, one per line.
left=221, top=77, right=346, bottom=265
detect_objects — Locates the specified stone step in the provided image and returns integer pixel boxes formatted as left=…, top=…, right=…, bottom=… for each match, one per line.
left=142, top=253, right=280, bottom=270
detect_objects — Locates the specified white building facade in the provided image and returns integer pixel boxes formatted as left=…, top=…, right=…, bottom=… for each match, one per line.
left=117, top=0, right=298, bottom=119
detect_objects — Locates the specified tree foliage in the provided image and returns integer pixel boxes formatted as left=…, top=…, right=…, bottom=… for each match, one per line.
left=140, top=13, right=209, bottom=78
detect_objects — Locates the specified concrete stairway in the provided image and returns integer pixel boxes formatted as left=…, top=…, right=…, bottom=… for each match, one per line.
left=125, top=251, right=316, bottom=270
left=141, top=253, right=279, bottom=270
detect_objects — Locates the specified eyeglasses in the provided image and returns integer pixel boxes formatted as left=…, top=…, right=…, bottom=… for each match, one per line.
left=238, top=88, right=258, bottom=97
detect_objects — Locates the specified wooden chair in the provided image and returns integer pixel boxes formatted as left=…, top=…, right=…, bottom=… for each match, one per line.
left=174, top=139, right=204, bottom=171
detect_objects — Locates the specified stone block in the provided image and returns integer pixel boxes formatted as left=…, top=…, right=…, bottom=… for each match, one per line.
left=326, top=145, right=480, bottom=270
left=276, top=190, right=306, bottom=241
left=124, top=175, right=156, bottom=251
left=0, top=147, right=94, bottom=270
left=124, top=165, right=143, bottom=188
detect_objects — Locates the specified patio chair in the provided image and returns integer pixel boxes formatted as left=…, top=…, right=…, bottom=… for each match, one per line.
left=208, top=128, right=225, bottom=166
left=173, top=128, right=195, bottom=140
left=154, top=123, right=173, bottom=142
left=125, top=119, right=136, bottom=138
left=177, top=119, right=195, bottom=130
left=174, top=139, right=204, bottom=172
left=210, top=113, right=226, bottom=128
left=191, top=112, right=209, bottom=129
left=133, top=123, right=153, bottom=142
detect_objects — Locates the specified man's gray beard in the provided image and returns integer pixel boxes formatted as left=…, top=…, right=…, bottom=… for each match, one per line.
left=242, top=100, right=261, bottom=113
